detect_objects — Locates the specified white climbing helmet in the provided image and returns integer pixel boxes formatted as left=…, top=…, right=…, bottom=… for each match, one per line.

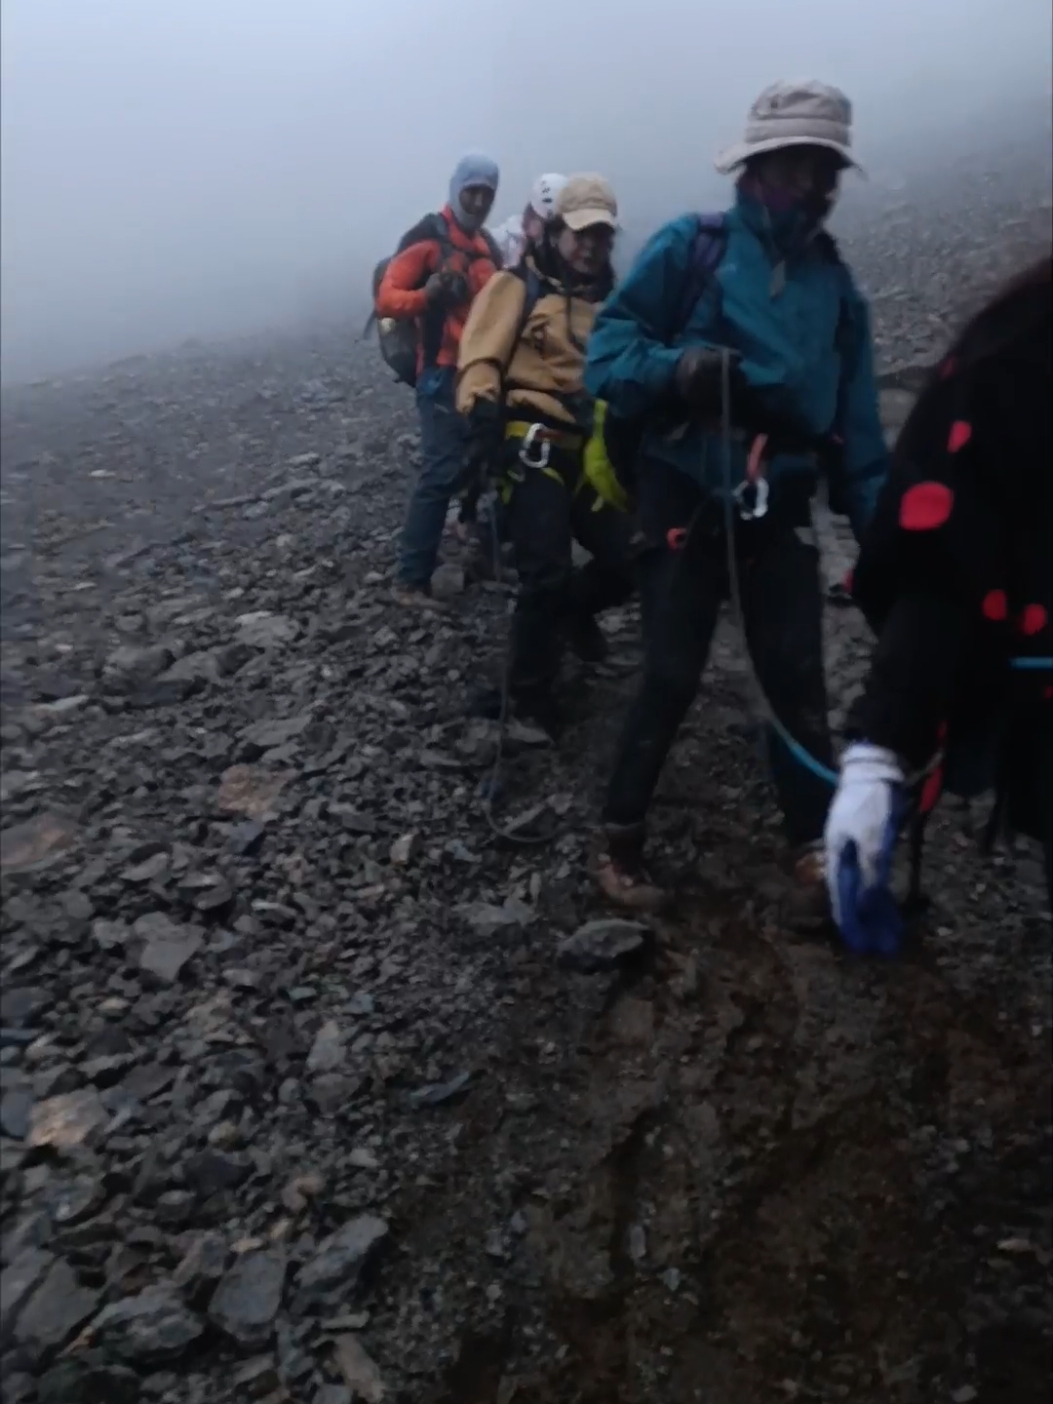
left=529, top=173, right=569, bottom=223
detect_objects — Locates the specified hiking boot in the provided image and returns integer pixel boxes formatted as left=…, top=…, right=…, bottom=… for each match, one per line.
left=391, top=582, right=444, bottom=612
left=463, top=541, right=500, bottom=584
left=515, top=690, right=563, bottom=741
left=780, top=843, right=832, bottom=932
left=594, top=823, right=666, bottom=913
left=468, top=685, right=560, bottom=738
left=569, top=612, right=609, bottom=664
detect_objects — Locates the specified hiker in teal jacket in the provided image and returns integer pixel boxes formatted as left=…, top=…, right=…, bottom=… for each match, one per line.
left=584, top=80, right=889, bottom=926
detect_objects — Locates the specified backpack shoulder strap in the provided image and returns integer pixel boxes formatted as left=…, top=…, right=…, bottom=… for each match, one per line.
left=495, top=265, right=545, bottom=381
left=512, top=265, right=543, bottom=332
left=674, top=213, right=728, bottom=337
left=396, top=212, right=447, bottom=256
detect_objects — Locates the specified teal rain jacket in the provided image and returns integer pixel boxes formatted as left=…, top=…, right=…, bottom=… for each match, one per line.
left=583, top=192, right=889, bottom=540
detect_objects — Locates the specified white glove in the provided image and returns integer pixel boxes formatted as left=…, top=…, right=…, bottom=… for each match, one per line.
left=824, top=742, right=905, bottom=935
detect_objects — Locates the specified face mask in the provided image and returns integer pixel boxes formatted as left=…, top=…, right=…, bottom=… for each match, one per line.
left=453, top=193, right=487, bottom=232
left=739, top=168, right=836, bottom=230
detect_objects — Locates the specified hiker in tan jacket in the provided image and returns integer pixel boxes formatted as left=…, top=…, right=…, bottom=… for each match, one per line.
left=456, top=175, right=636, bottom=737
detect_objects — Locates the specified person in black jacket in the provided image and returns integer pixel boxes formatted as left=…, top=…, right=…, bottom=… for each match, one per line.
left=824, top=256, right=1052, bottom=951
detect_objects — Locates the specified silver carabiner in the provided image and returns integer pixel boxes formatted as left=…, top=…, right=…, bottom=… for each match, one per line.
left=518, top=423, right=551, bottom=470
left=734, top=476, right=769, bottom=521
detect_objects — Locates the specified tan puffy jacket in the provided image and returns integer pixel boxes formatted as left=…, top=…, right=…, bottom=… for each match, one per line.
left=456, top=258, right=603, bottom=428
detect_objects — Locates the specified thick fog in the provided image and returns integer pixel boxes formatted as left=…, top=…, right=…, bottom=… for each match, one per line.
left=2, top=0, right=1050, bottom=383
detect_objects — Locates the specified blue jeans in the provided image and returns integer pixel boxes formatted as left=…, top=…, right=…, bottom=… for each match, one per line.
left=397, top=367, right=469, bottom=589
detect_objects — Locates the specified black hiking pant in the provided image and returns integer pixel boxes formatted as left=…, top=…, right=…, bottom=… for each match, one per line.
left=603, top=458, right=834, bottom=848
left=505, top=444, right=635, bottom=702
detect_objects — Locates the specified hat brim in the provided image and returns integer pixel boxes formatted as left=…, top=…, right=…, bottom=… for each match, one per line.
left=562, top=207, right=619, bottom=233
left=714, top=135, right=865, bottom=177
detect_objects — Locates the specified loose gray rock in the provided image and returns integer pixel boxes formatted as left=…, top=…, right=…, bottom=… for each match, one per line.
left=208, top=1250, right=286, bottom=1347
left=91, top=1284, right=204, bottom=1363
left=36, top=1353, right=140, bottom=1404
left=0, top=1088, right=34, bottom=1140
left=239, top=712, right=312, bottom=757
left=306, top=1019, right=346, bottom=1074
left=0, top=811, right=80, bottom=872
left=314, top=1387, right=352, bottom=1404
left=430, top=562, right=465, bottom=600
left=231, top=1355, right=282, bottom=1397
left=173, top=1233, right=228, bottom=1304
left=135, top=913, right=203, bottom=983
left=333, top=1333, right=386, bottom=1401
left=457, top=898, right=534, bottom=937
left=122, top=850, right=170, bottom=884
left=0, top=1247, right=54, bottom=1342
left=0, top=986, right=50, bottom=1027
left=235, top=611, right=300, bottom=648
left=92, top=918, right=133, bottom=951
left=556, top=919, right=649, bottom=972
left=104, top=643, right=173, bottom=689
left=292, top=1217, right=389, bottom=1313
left=389, top=832, right=418, bottom=866
left=27, top=1088, right=109, bottom=1151
left=15, top=1257, right=100, bottom=1357
left=216, top=764, right=293, bottom=819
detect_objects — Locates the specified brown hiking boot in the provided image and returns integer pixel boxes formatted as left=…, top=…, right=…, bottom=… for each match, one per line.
left=391, top=583, right=445, bottom=612
left=593, top=823, right=666, bottom=913
left=780, top=843, right=832, bottom=932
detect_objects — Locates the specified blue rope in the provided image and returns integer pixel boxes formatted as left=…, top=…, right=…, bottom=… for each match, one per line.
left=1010, top=656, right=1052, bottom=671
left=769, top=717, right=840, bottom=788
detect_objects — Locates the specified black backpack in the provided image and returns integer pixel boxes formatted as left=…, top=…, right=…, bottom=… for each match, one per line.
left=367, top=213, right=502, bottom=388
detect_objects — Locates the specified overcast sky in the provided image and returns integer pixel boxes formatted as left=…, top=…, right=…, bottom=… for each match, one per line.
left=2, top=0, right=1050, bottom=381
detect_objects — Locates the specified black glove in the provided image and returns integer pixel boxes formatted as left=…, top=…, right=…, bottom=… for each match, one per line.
left=673, top=346, right=742, bottom=417
left=425, top=268, right=470, bottom=310
left=465, top=400, right=504, bottom=481
left=675, top=347, right=824, bottom=454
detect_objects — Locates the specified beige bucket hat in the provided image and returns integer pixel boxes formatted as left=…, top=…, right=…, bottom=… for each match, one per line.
left=715, top=80, right=863, bottom=175
left=555, top=174, right=619, bottom=232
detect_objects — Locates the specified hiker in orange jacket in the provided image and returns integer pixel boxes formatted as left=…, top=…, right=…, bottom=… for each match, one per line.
left=376, top=153, right=501, bottom=607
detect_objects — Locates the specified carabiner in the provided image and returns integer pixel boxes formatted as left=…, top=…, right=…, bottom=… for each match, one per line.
left=734, top=476, right=769, bottom=521
left=518, top=423, right=551, bottom=470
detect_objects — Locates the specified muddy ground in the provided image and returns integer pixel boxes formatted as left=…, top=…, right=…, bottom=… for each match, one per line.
left=0, top=143, right=1051, bottom=1404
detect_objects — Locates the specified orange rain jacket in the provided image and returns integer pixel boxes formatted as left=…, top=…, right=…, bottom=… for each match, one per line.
left=375, top=206, right=500, bottom=375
